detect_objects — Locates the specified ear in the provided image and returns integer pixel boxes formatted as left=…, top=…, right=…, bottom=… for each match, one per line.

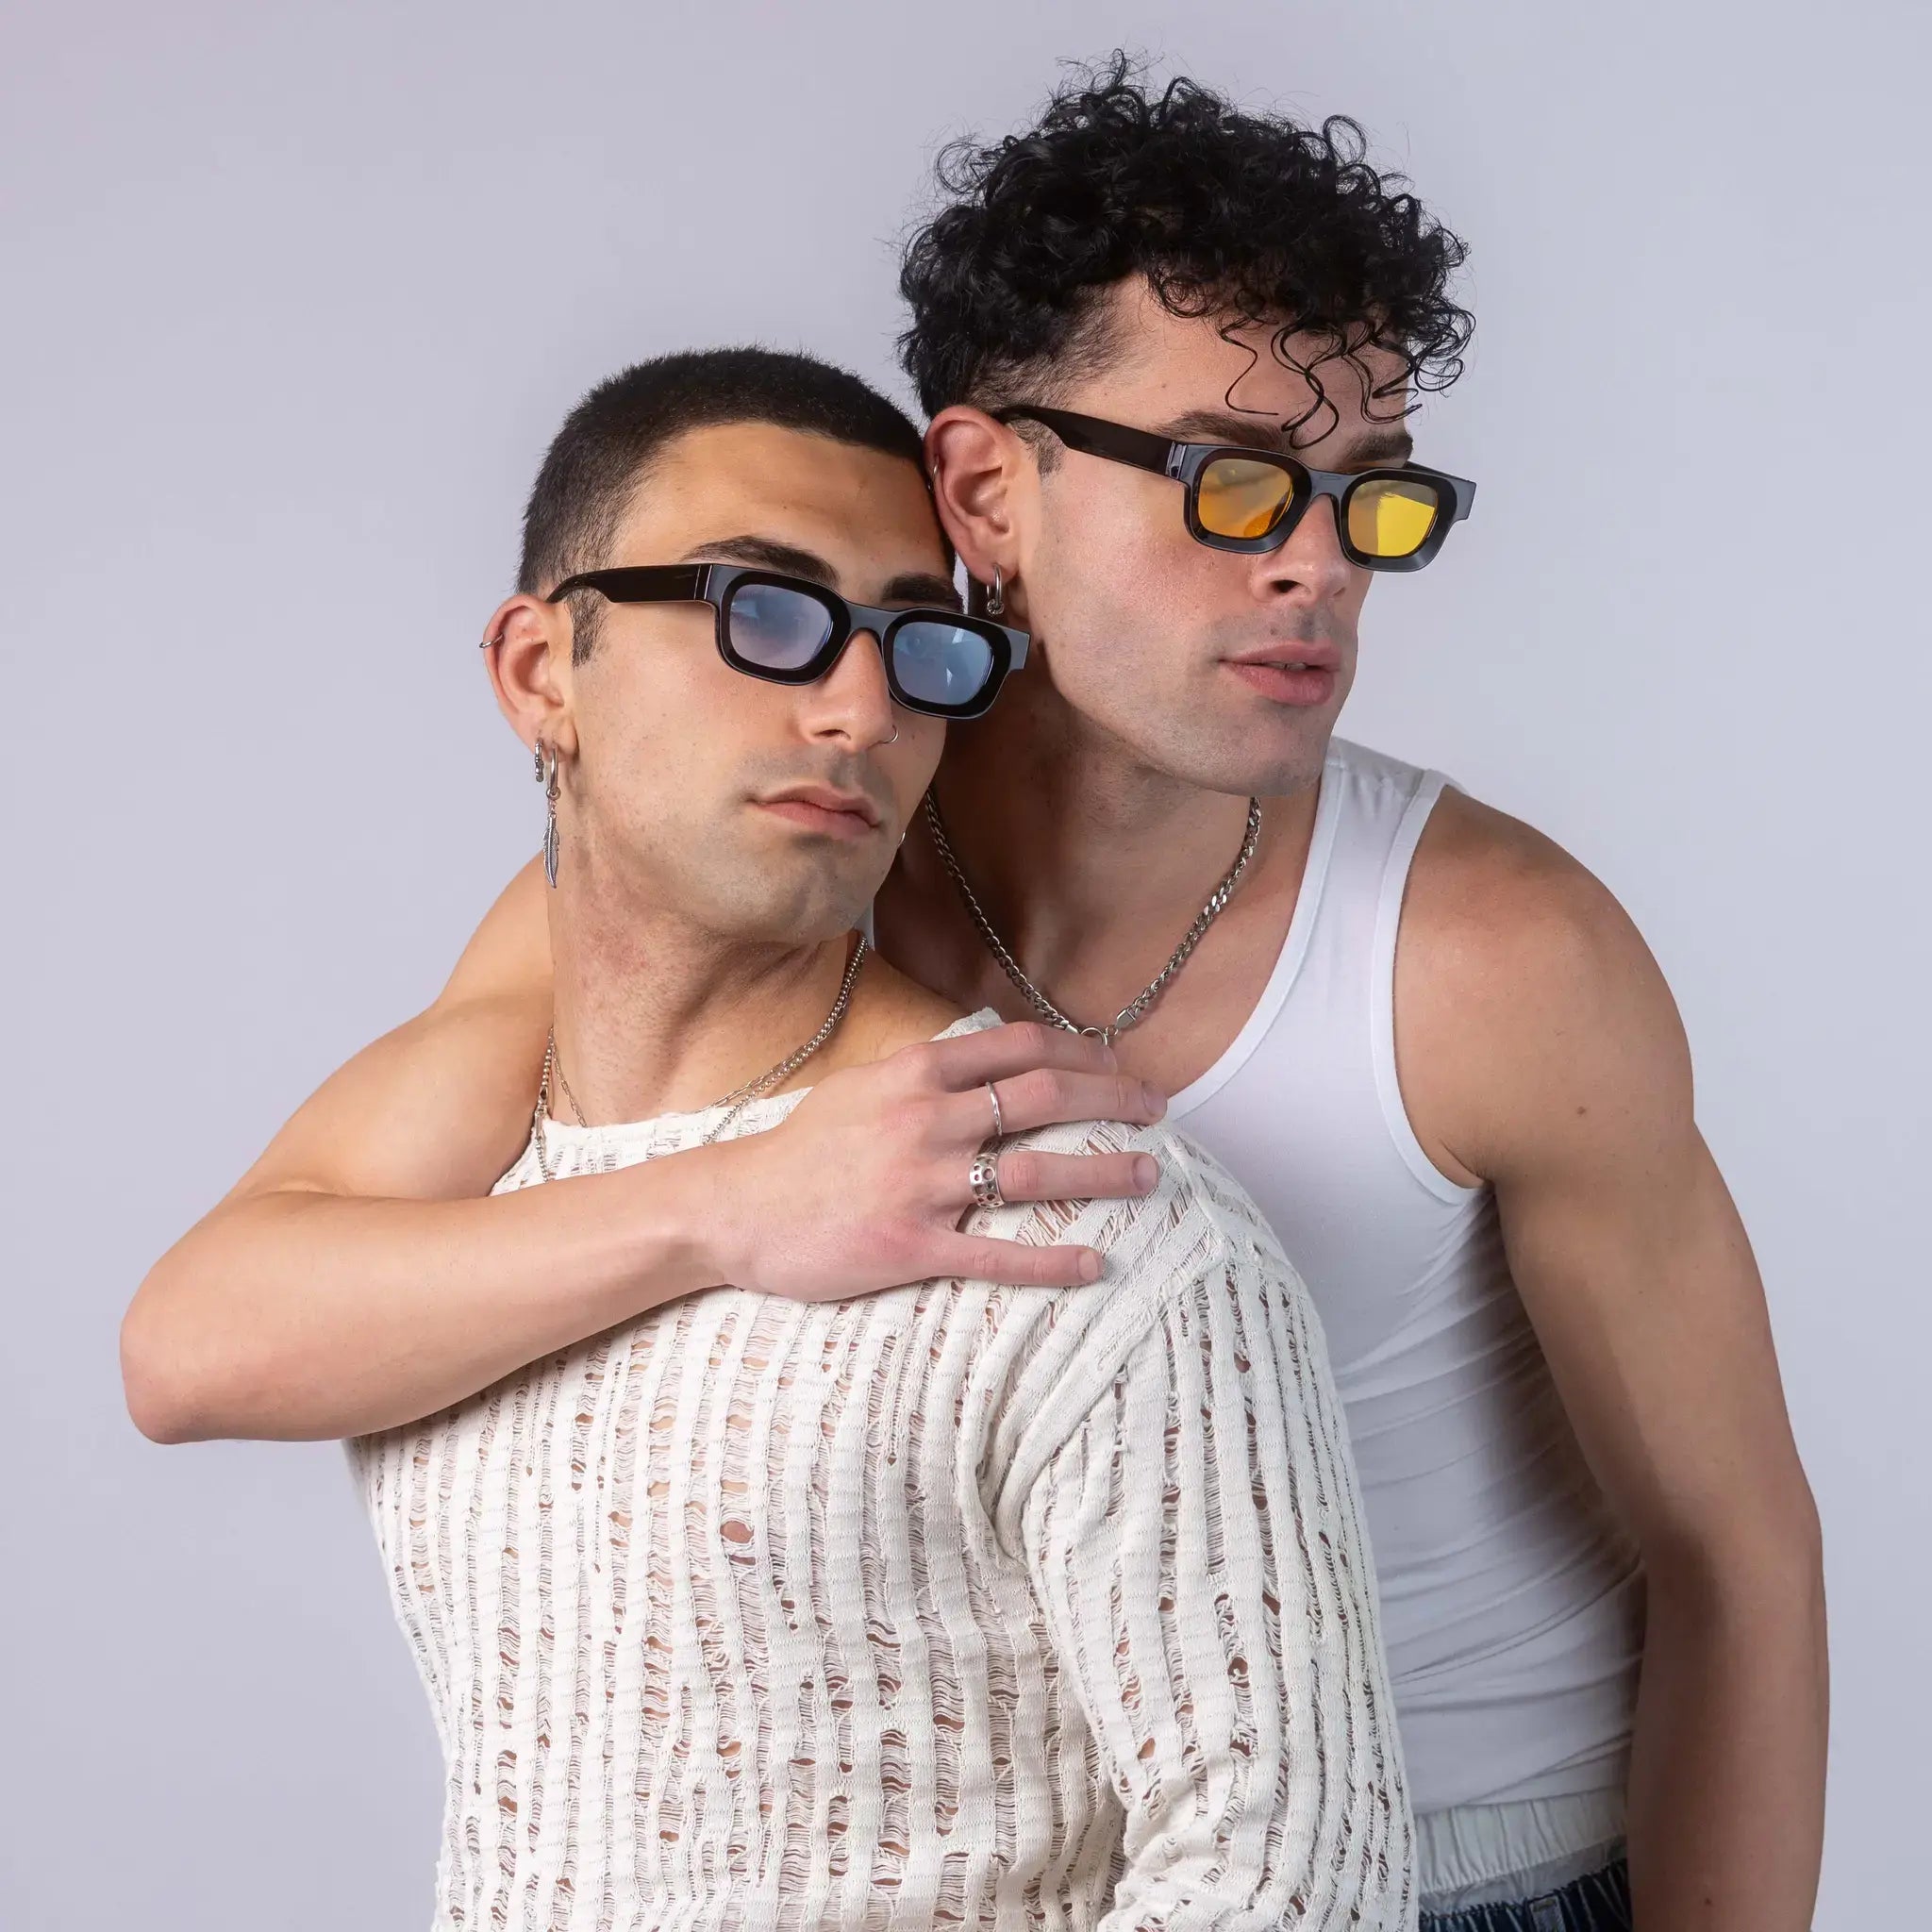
left=924, top=405, right=1035, bottom=594
left=480, top=592, right=579, bottom=762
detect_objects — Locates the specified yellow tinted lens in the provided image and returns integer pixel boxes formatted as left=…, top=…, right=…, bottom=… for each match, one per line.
left=1197, top=457, right=1295, bottom=540
left=1347, top=476, right=1441, bottom=558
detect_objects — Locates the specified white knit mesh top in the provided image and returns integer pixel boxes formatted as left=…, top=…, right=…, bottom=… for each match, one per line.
left=348, top=1012, right=1415, bottom=1930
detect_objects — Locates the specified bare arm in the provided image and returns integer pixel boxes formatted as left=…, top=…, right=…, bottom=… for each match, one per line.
left=123, top=860, right=1165, bottom=1445
left=1403, top=797, right=1827, bottom=1932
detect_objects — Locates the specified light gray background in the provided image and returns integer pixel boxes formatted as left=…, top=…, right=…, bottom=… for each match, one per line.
left=4, top=2, right=1926, bottom=1924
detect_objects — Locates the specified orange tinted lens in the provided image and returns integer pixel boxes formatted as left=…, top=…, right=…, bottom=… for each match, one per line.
left=1346, top=476, right=1441, bottom=558
left=1197, top=457, right=1295, bottom=540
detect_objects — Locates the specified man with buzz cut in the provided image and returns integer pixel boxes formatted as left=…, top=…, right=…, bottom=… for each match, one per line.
left=127, top=58, right=1825, bottom=1932
left=134, top=343, right=1416, bottom=1926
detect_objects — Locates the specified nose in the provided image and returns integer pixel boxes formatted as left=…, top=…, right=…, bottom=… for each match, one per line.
left=800, top=625, right=900, bottom=751
left=1254, top=490, right=1356, bottom=604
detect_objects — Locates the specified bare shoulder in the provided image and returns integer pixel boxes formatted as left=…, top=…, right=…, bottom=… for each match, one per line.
left=1404, top=786, right=1641, bottom=974
left=820, top=951, right=973, bottom=1071
left=226, top=986, right=552, bottom=1204
left=439, top=854, right=555, bottom=1006
left=1396, top=786, right=1691, bottom=1185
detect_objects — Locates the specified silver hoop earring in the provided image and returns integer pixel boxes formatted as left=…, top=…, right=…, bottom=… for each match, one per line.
left=986, top=564, right=1006, bottom=619
left=534, top=739, right=561, bottom=888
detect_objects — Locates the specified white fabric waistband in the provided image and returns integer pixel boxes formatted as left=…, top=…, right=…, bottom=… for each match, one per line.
left=1418, top=1788, right=1627, bottom=1909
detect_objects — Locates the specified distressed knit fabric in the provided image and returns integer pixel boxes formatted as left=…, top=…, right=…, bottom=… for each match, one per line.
left=348, top=1012, right=1416, bottom=1930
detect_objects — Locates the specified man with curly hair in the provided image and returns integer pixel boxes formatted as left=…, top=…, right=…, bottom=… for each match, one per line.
left=127, top=59, right=1824, bottom=1932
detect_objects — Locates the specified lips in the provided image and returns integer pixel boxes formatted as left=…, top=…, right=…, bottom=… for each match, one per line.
left=1224, top=651, right=1340, bottom=708
left=756, top=787, right=883, bottom=838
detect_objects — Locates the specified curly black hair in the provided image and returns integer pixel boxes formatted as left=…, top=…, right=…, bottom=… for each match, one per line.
left=897, top=55, right=1473, bottom=448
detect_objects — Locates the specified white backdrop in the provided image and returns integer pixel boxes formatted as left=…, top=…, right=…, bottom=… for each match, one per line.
left=3, top=3, right=1925, bottom=1924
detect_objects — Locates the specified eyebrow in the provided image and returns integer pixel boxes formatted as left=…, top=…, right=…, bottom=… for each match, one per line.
left=879, top=572, right=963, bottom=609
left=680, top=533, right=838, bottom=581
left=1155, top=409, right=1416, bottom=468
left=679, top=534, right=961, bottom=610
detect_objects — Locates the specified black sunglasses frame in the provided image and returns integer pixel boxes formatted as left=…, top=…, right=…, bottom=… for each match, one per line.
left=994, top=405, right=1476, bottom=573
left=538, top=563, right=1030, bottom=721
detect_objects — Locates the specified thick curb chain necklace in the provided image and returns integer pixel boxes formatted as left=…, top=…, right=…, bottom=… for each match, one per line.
left=922, top=793, right=1263, bottom=1046
left=532, top=934, right=869, bottom=1182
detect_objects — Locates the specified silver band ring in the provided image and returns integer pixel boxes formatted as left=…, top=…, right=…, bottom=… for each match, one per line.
left=986, top=1080, right=1004, bottom=1141
left=969, top=1149, right=1006, bottom=1209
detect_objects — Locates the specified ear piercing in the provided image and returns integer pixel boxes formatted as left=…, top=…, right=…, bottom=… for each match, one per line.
left=535, top=738, right=561, bottom=887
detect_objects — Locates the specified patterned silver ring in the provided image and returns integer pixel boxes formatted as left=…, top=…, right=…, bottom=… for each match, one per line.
left=986, top=1080, right=1004, bottom=1141
left=969, top=1149, right=1005, bottom=1209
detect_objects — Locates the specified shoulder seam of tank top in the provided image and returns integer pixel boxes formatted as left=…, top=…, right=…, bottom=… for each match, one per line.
left=1371, top=765, right=1484, bottom=1204
left=1167, top=741, right=1349, bottom=1119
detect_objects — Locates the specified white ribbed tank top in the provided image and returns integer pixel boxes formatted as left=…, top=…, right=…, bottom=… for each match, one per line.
left=1173, top=738, right=1646, bottom=1828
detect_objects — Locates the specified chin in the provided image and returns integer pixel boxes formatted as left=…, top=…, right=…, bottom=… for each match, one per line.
left=1124, top=714, right=1335, bottom=799
left=702, top=858, right=885, bottom=947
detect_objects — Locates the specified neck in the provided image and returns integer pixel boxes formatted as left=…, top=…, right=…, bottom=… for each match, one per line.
left=546, top=867, right=856, bottom=1126
left=920, top=683, right=1314, bottom=993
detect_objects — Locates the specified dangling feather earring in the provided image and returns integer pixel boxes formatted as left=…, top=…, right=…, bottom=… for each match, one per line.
left=535, top=739, right=561, bottom=887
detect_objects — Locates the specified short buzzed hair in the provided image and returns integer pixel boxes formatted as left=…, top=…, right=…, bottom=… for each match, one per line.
left=519, top=346, right=936, bottom=660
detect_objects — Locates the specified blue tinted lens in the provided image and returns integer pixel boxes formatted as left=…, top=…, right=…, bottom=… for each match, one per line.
left=727, top=582, right=835, bottom=671
left=891, top=621, right=996, bottom=710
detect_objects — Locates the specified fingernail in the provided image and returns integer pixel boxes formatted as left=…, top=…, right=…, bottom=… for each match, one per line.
left=1100, top=1044, right=1119, bottom=1070
left=1079, top=1251, right=1104, bottom=1282
left=1142, top=1083, right=1165, bottom=1117
left=1133, top=1155, right=1158, bottom=1191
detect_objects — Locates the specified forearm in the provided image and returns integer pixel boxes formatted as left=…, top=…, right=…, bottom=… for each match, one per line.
left=1624, top=1531, right=1829, bottom=1932
left=122, top=1152, right=735, bottom=1443
left=124, top=1019, right=1158, bottom=1444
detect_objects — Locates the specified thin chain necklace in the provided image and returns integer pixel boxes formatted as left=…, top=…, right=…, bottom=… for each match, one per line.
left=531, top=935, right=869, bottom=1182
left=923, top=792, right=1263, bottom=1045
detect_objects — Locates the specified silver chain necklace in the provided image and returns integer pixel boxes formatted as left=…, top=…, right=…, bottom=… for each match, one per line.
left=922, top=792, right=1263, bottom=1044
left=531, top=935, right=869, bottom=1182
